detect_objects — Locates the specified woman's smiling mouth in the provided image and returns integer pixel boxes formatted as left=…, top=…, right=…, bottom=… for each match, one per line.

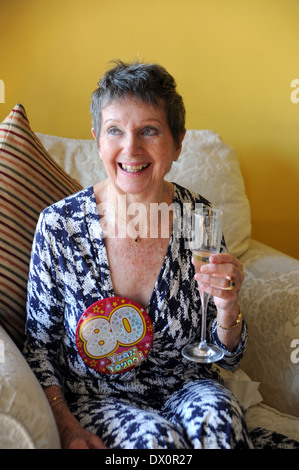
left=119, top=163, right=151, bottom=173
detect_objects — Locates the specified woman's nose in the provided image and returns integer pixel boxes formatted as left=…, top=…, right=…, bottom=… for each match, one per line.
left=123, top=133, right=142, bottom=156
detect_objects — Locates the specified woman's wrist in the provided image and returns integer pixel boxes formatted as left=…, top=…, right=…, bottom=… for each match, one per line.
left=49, top=394, right=66, bottom=409
left=217, top=302, right=242, bottom=330
left=215, top=300, right=243, bottom=351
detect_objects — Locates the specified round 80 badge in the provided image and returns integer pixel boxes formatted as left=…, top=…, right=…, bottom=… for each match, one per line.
left=75, top=297, right=154, bottom=374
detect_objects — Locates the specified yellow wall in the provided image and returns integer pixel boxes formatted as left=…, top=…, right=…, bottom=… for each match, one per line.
left=1, top=0, right=299, bottom=259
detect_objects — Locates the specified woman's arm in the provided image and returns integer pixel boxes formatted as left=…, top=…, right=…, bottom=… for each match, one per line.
left=44, top=385, right=107, bottom=449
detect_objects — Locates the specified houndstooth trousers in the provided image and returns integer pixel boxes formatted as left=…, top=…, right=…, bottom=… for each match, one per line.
left=69, top=379, right=253, bottom=449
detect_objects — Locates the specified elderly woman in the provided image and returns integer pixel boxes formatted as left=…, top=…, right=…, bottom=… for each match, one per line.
left=25, top=60, right=252, bottom=449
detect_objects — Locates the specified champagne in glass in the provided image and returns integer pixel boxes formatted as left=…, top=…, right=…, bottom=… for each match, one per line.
left=182, top=205, right=224, bottom=363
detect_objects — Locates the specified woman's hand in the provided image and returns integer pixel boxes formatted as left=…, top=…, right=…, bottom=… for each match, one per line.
left=193, top=253, right=244, bottom=351
left=59, top=416, right=108, bottom=449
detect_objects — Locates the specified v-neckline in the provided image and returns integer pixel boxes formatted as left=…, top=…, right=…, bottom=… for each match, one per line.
left=88, top=183, right=178, bottom=312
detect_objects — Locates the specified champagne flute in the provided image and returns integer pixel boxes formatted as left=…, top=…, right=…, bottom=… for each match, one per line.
left=182, top=205, right=224, bottom=363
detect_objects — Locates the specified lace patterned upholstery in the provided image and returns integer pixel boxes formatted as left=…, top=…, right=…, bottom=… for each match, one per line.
left=239, top=240, right=299, bottom=416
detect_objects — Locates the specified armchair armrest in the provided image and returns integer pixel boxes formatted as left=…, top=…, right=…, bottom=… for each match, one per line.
left=238, top=239, right=299, bottom=417
left=0, top=325, right=60, bottom=448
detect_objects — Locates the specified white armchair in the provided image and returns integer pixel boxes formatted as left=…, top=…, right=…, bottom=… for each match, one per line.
left=0, top=104, right=298, bottom=448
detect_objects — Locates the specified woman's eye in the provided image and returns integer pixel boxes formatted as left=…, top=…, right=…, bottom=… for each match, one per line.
left=108, top=127, right=122, bottom=135
left=142, top=127, right=159, bottom=136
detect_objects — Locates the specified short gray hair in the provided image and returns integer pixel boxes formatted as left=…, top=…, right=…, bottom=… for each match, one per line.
left=90, top=60, right=186, bottom=148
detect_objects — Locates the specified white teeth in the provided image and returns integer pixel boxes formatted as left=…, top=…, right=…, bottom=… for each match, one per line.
left=121, top=163, right=149, bottom=172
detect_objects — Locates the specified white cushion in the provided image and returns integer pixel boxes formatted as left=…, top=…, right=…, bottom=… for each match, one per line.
left=37, top=129, right=251, bottom=258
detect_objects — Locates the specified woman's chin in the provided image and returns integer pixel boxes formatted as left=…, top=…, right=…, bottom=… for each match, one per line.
left=115, top=172, right=154, bottom=196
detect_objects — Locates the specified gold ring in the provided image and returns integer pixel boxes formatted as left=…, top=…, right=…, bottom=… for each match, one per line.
left=223, top=279, right=236, bottom=291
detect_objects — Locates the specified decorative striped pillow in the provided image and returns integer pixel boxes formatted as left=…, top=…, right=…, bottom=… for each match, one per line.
left=0, top=104, right=82, bottom=349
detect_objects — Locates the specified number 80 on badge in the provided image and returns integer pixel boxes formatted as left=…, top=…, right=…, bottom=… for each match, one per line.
left=75, top=297, right=153, bottom=374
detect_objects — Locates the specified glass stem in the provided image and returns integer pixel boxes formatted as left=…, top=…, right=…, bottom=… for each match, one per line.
left=199, top=288, right=210, bottom=345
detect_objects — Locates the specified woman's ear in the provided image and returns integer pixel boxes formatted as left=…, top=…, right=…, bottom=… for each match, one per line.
left=91, top=128, right=102, bottom=159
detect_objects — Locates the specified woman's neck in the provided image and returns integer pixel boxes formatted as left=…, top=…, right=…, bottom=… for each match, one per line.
left=94, top=179, right=174, bottom=241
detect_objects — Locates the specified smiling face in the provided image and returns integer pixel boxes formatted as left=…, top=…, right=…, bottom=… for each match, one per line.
left=95, top=97, right=185, bottom=200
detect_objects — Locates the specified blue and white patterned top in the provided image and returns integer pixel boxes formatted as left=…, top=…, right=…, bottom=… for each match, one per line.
left=24, top=183, right=247, bottom=407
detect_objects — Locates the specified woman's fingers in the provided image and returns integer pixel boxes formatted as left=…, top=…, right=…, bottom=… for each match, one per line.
left=194, top=253, right=244, bottom=299
left=201, top=254, right=243, bottom=281
left=209, top=252, right=242, bottom=266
